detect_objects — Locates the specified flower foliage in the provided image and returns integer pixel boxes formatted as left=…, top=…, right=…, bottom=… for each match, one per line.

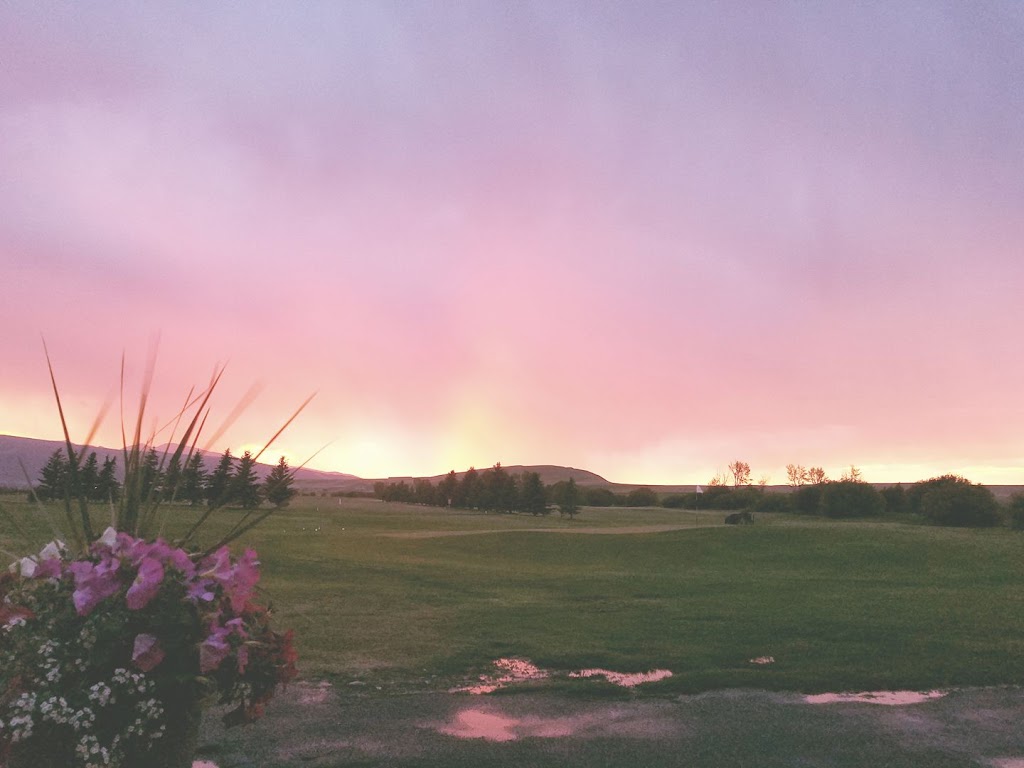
left=0, top=530, right=297, bottom=767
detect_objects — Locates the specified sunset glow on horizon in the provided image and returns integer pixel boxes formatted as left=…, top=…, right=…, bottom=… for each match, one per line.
left=2, top=3, right=1023, bottom=486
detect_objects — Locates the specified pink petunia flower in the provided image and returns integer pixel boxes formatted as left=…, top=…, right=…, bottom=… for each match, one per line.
left=69, top=557, right=122, bottom=616
left=224, top=550, right=260, bottom=613
left=132, top=633, right=166, bottom=671
left=125, top=557, right=165, bottom=610
left=199, top=626, right=232, bottom=673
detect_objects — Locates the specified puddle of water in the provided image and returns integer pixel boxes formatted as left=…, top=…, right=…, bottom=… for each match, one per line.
left=569, top=668, right=673, bottom=687
left=193, top=761, right=220, bottom=768
left=437, top=706, right=677, bottom=742
left=749, top=656, right=775, bottom=665
left=991, top=760, right=1024, bottom=768
left=804, top=690, right=947, bottom=706
left=440, top=709, right=519, bottom=741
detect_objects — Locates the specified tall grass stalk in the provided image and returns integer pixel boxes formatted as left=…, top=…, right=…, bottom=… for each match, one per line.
left=14, top=344, right=315, bottom=556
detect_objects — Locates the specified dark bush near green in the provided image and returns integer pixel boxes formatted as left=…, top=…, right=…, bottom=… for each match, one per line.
left=584, top=487, right=618, bottom=507
left=880, top=483, right=907, bottom=515
left=819, top=481, right=885, bottom=519
left=911, top=475, right=1000, bottom=527
left=791, top=484, right=824, bottom=515
left=754, top=492, right=792, bottom=513
left=625, top=487, right=659, bottom=507
left=661, top=494, right=691, bottom=509
left=1009, top=494, right=1024, bottom=530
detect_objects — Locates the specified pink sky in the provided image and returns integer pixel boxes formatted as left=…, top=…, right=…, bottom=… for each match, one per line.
left=2, top=3, right=1023, bottom=484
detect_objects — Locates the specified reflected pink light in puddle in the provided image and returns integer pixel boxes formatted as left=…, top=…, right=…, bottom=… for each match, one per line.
left=804, top=690, right=947, bottom=706
left=570, top=668, right=673, bottom=687
left=991, top=760, right=1024, bottom=768
left=439, top=709, right=582, bottom=741
left=441, top=709, right=519, bottom=741
left=192, top=761, right=220, bottom=768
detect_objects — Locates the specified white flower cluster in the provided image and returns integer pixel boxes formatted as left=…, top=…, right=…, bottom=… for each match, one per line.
left=2, top=658, right=166, bottom=767
left=38, top=639, right=63, bottom=683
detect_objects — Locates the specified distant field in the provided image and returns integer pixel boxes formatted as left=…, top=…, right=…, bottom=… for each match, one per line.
left=2, top=494, right=1023, bottom=694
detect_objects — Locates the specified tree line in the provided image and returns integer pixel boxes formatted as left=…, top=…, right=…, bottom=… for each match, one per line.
left=33, top=448, right=297, bottom=510
left=675, top=459, right=1023, bottom=529
left=374, top=458, right=1024, bottom=530
left=374, top=464, right=585, bottom=518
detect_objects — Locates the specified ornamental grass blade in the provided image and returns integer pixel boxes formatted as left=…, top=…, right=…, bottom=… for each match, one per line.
left=252, top=391, right=317, bottom=463
left=43, top=337, right=92, bottom=548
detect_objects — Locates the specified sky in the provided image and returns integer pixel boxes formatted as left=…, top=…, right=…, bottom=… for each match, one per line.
left=2, top=2, right=1023, bottom=485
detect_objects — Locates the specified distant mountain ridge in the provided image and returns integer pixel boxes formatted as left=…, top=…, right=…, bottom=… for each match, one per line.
left=0, top=435, right=609, bottom=495
left=0, top=434, right=360, bottom=490
left=384, top=465, right=609, bottom=487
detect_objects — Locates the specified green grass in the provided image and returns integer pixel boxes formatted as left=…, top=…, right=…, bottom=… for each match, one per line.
left=3, top=493, right=1023, bottom=694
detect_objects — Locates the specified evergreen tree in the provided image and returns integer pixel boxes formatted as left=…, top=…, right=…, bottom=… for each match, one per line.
left=437, top=471, right=458, bottom=507
left=502, top=473, right=520, bottom=513
left=96, top=456, right=121, bottom=503
left=232, top=451, right=263, bottom=510
left=556, top=477, right=581, bottom=520
left=457, top=467, right=481, bottom=508
left=413, top=477, right=436, bottom=505
left=36, top=449, right=69, bottom=501
left=264, top=456, right=296, bottom=508
left=140, top=448, right=162, bottom=500
left=206, top=449, right=234, bottom=507
left=80, top=452, right=101, bottom=501
left=520, top=472, right=547, bottom=516
left=180, top=452, right=208, bottom=506
left=163, top=453, right=183, bottom=502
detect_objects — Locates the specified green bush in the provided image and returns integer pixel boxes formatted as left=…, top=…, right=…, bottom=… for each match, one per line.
left=1009, top=494, right=1024, bottom=530
left=625, top=487, right=659, bottom=507
left=791, top=484, right=824, bottom=515
left=584, top=487, right=618, bottom=507
left=754, top=493, right=792, bottom=513
left=911, top=475, right=1000, bottom=528
left=880, top=484, right=907, bottom=515
left=819, top=481, right=885, bottom=519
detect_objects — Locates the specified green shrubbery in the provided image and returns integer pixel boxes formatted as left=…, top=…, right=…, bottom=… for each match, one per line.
left=908, top=475, right=1000, bottom=528
left=880, top=484, right=908, bottom=515
left=819, top=480, right=885, bottom=518
left=1008, top=494, right=1024, bottom=530
left=754, top=493, right=792, bottom=513
left=791, top=484, right=824, bottom=515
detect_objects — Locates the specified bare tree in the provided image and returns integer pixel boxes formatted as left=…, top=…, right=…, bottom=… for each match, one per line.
left=708, top=469, right=731, bottom=487
left=786, top=464, right=808, bottom=487
left=805, top=466, right=828, bottom=485
left=729, top=460, right=752, bottom=487
left=840, top=465, right=863, bottom=482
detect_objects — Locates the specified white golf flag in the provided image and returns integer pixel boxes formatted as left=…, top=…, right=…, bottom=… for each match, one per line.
left=695, top=485, right=703, bottom=494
